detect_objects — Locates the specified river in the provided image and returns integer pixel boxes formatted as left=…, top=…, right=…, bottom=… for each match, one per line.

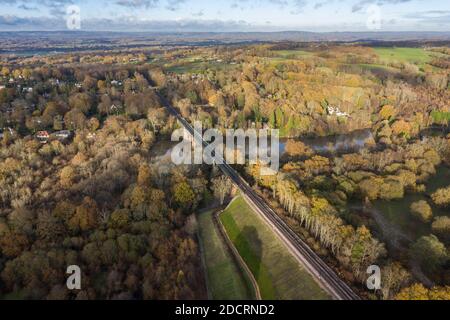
left=280, top=128, right=375, bottom=156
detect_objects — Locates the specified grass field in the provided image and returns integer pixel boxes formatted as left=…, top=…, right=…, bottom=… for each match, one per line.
left=166, top=60, right=237, bottom=74
left=373, top=47, right=434, bottom=65
left=273, top=50, right=314, bottom=58
left=220, top=196, right=330, bottom=300
left=266, top=50, right=314, bottom=64
left=197, top=210, right=254, bottom=300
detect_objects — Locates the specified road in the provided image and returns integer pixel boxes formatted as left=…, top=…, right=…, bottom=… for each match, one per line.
left=159, top=94, right=361, bottom=300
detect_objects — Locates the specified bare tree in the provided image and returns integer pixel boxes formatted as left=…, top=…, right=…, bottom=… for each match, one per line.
left=212, top=175, right=232, bottom=205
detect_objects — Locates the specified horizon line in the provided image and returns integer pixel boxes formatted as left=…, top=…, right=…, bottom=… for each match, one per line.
left=1, top=30, right=450, bottom=34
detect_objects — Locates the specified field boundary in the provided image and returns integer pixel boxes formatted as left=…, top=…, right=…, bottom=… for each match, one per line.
left=214, top=209, right=262, bottom=300
left=196, top=213, right=214, bottom=300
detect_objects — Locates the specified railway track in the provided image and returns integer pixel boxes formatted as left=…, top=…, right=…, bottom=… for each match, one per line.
left=160, top=94, right=361, bottom=300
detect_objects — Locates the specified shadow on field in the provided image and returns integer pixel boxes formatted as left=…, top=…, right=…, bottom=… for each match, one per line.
left=236, top=226, right=263, bottom=279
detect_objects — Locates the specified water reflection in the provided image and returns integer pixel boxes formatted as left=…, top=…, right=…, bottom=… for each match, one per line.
left=280, top=129, right=375, bottom=156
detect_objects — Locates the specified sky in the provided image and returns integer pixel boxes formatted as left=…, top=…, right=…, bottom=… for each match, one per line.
left=0, top=0, right=449, bottom=32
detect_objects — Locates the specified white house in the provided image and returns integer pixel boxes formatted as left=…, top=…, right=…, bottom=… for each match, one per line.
left=327, top=106, right=350, bottom=118
left=52, top=130, right=72, bottom=140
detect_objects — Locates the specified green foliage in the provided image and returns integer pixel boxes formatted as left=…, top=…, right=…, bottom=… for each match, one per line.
left=110, top=209, right=130, bottom=229
left=186, top=90, right=199, bottom=104
left=431, top=111, right=450, bottom=125
left=410, top=235, right=448, bottom=272
left=173, top=181, right=195, bottom=208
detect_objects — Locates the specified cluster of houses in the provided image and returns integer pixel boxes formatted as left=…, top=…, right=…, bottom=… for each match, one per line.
left=0, top=82, right=33, bottom=93
left=19, top=85, right=33, bottom=93
left=327, top=106, right=350, bottom=118
left=35, top=130, right=73, bottom=144
left=0, top=127, right=15, bottom=139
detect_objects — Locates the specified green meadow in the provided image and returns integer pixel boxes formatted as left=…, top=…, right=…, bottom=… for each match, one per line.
left=220, top=196, right=330, bottom=300
left=197, top=210, right=254, bottom=300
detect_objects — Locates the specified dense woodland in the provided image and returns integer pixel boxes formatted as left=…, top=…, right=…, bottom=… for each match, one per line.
left=0, top=42, right=449, bottom=299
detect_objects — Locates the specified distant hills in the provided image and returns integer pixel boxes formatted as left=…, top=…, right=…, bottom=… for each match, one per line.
left=2, top=30, right=450, bottom=41
left=0, top=31, right=449, bottom=55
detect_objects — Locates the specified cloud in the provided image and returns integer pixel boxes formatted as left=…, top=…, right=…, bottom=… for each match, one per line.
left=290, top=0, right=307, bottom=14
left=192, top=10, right=204, bottom=17
left=269, top=0, right=288, bottom=7
left=115, top=0, right=159, bottom=9
left=114, top=0, right=184, bottom=11
left=0, top=14, right=64, bottom=29
left=352, top=0, right=414, bottom=13
left=18, top=4, right=38, bottom=11
left=314, top=1, right=334, bottom=10
left=165, top=0, right=186, bottom=11
left=403, top=10, right=450, bottom=26
left=0, top=0, right=75, bottom=17
left=0, top=14, right=262, bottom=32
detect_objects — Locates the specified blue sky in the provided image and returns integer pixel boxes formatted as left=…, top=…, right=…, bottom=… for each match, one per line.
left=0, top=0, right=449, bottom=32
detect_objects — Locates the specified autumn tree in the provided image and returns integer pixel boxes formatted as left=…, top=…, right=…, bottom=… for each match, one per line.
left=60, top=166, right=76, bottom=188
left=64, top=109, right=87, bottom=130
left=380, top=262, right=411, bottom=300
left=396, top=284, right=450, bottom=300
left=0, top=231, right=29, bottom=258
left=109, top=209, right=130, bottom=229
left=410, top=200, right=433, bottom=223
left=68, top=197, right=99, bottom=232
left=395, top=283, right=430, bottom=300
left=431, top=216, right=450, bottom=242
left=284, top=140, right=312, bottom=158
left=431, top=186, right=450, bottom=207
left=137, top=164, right=152, bottom=186
left=69, top=93, right=92, bottom=114
left=410, top=235, right=448, bottom=273
left=1, top=66, right=10, bottom=77
left=212, top=176, right=233, bottom=205
left=391, top=119, right=412, bottom=137
left=147, top=108, right=168, bottom=131
left=379, top=104, right=397, bottom=120
left=173, top=181, right=195, bottom=209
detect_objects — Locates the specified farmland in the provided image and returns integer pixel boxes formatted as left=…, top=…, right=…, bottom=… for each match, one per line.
left=374, top=47, right=434, bottom=64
